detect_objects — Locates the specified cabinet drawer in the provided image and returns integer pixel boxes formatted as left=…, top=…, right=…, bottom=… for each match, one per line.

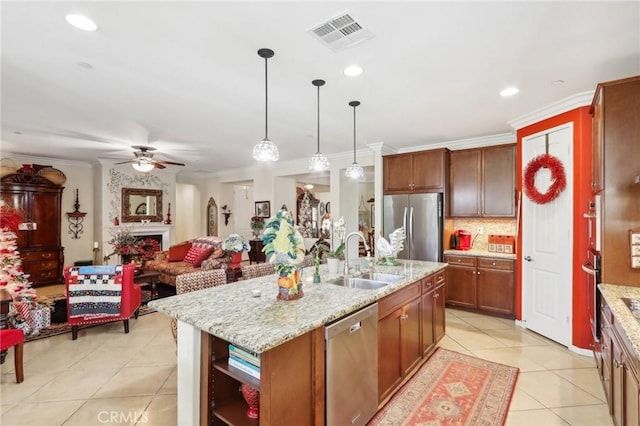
left=24, top=260, right=59, bottom=272
left=445, top=255, right=476, bottom=267
left=21, top=250, right=58, bottom=261
left=423, top=271, right=445, bottom=293
left=28, top=269, right=59, bottom=282
left=477, top=257, right=514, bottom=271
left=379, top=282, right=421, bottom=318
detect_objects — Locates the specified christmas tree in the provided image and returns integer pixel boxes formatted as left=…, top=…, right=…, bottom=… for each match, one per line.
left=0, top=204, right=37, bottom=303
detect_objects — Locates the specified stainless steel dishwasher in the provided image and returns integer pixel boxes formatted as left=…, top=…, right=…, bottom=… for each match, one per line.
left=325, top=303, right=378, bottom=426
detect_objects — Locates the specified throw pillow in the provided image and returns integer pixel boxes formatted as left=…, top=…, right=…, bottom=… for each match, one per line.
left=184, top=246, right=215, bottom=267
left=169, top=241, right=192, bottom=262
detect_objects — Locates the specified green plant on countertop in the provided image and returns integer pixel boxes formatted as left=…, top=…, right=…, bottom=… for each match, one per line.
left=262, top=208, right=306, bottom=296
left=323, top=242, right=345, bottom=259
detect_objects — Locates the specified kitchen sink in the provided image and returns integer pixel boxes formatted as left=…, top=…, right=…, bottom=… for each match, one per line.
left=357, top=272, right=405, bottom=284
left=326, top=277, right=390, bottom=290
left=622, top=298, right=640, bottom=321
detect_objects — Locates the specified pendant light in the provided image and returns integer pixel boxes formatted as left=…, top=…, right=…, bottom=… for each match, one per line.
left=253, top=48, right=279, bottom=162
left=308, top=79, right=330, bottom=171
left=345, top=101, right=364, bottom=179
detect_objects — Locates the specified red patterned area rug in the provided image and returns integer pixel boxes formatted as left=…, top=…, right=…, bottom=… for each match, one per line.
left=368, top=348, right=519, bottom=426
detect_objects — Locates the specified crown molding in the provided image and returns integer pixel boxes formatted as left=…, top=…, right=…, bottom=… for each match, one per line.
left=390, top=132, right=515, bottom=154
left=508, top=90, right=594, bottom=130
left=4, top=152, right=93, bottom=168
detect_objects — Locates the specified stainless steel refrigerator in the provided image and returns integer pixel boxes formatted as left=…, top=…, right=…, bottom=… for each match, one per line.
left=383, top=193, right=443, bottom=262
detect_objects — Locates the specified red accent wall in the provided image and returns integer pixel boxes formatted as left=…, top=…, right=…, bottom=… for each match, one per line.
left=515, top=106, right=593, bottom=350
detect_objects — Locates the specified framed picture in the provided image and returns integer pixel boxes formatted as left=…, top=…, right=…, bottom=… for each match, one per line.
left=255, top=201, right=271, bottom=218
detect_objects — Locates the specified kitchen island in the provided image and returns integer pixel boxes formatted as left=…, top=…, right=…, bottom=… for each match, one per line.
left=595, top=284, right=640, bottom=426
left=149, top=259, right=448, bottom=425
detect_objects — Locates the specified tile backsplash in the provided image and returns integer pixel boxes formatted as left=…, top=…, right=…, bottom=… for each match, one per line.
left=451, top=218, right=517, bottom=251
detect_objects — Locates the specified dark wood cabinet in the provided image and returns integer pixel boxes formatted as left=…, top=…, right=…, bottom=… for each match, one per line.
left=596, top=295, right=640, bottom=426
left=1, top=173, right=64, bottom=286
left=590, top=76, right=640, bottom=286
left=450, top=144, right=516, bottom=217
left=248, top=240, right=265, bottom=264
left=378, top=270, right=446, bottom=403
left=377, top=282, right=421, bottom=402
left=476, top=257, right=515, bottom=316
left=421, top=271, right=445, bottom=356
left=383, top=149, right=449, bottom=194
left=444, top=255, right=477, bottom=309
left=445, top=254, right=515, bottom=318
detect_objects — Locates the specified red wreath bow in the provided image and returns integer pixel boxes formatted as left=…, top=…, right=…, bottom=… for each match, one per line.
left=523, top=153, right=567, bottom=204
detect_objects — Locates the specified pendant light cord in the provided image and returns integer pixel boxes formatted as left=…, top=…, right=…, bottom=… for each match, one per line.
left=264, top=56, right=268, bottom=140
left=317, top=84, right=320, bottom=153
left=352, top=104, right=357, bottom=163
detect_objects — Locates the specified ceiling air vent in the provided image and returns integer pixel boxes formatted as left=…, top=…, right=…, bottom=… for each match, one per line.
left=308, top=12, right=374, bottom=52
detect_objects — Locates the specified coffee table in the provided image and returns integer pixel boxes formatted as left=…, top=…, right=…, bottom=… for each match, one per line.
left=134, top=270, right=162, bottom=300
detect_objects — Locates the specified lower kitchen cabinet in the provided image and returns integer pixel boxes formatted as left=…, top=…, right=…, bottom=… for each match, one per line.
left=444, top=255, right=477, bottom=309
left=378, top=281, right=421, bottom=402
left=596, top=295, right=640, bottom=426
left=422, top=271, right=446, bottom=356
left=445, top=254, right=515, bottom=318
left=378, top=269, right=447, bottom=404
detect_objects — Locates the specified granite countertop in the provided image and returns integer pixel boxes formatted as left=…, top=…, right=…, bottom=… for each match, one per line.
left=599, top=284, right=640, bottom=360
left=149, top=260, right=447, bottom=354
left=444, top=249, right=517, bottom=260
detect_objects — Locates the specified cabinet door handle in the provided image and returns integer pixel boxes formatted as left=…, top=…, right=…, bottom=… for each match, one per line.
left=401, top=314, right=408, bottom=320
left=477, top=271, right=480, bottom=275
left=614, top=360, right=623, bottom=368
left=524, top=256, right=533, bottom=262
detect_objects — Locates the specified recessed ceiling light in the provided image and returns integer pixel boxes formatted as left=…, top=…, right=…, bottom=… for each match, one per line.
left=552, top=79, right=565, bottom=86
left=500, top=87, right=519, bottom=97
left=304, top=183, right=314, bottom=190
left=65, top=14, right=98, bottom=31
left=344, top=65, right=363, bottom=77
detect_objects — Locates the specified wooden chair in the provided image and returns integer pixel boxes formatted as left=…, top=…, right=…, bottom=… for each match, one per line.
left=64, top=263, right=141, bottom=340
left=0, top=328, right=24, bottom=383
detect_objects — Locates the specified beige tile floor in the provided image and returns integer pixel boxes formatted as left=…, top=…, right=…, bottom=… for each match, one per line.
left=0, top=307, right=612, bottom=425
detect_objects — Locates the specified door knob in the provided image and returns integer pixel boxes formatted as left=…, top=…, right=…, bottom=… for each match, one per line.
left=524, top=256, right=533, bottom=262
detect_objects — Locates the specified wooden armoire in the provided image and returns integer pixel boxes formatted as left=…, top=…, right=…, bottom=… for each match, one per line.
left=1, top=172, right=64, bottom=287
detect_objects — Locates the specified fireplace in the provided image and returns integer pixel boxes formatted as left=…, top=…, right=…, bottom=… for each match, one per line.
left=109, top=224, right=172, bottom=250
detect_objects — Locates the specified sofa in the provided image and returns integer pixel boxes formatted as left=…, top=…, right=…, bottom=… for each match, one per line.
left=144, top=236, right=230, bottom=287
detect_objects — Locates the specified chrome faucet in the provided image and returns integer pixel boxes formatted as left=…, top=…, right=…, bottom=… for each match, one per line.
left=344, top=231, right=371, bottom=276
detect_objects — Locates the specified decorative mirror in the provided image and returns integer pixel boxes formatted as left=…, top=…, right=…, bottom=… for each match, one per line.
left=207, top=197, right=218, bottom=236
left=121, top=188, right=163, bottom=222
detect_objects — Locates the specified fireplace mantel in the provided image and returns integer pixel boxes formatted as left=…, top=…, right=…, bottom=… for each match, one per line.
left=109, top=224, right=173, bottom=250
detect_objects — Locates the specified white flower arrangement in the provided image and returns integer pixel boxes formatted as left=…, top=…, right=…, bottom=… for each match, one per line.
left=223, top=234, right=250, bottom=253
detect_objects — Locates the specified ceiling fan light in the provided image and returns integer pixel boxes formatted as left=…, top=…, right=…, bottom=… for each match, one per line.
left=132, top=161, right=154, bottom=172
left=253, top=138, right=279, bottom=162
left=308, top=152, right=330, bottom=171
left=345, top=162, right=364, bottom=179
left=65, top=14, right=98, bottom=31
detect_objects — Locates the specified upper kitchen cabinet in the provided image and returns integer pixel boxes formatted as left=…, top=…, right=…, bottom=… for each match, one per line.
left=450, top=144, right=516, bottom=217
left=590, top=75, right=640, bottom=286
left=590, top=75, right=640, bottom=194
left=383, top=149, right=450, bottom=194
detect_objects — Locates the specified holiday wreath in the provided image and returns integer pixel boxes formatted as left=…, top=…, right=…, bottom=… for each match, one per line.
left=523, top=153, right=567, bottom=204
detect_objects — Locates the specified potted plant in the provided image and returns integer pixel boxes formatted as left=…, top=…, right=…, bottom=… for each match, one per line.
left=250, top=216, right=265, bottom=239
left=262, top=208, right=306, bottom=300
left=104, top=228, right=160, bottom=267
left=321, top=216, right=346, bottom=274
left=223, top=234, right=250, bottom=268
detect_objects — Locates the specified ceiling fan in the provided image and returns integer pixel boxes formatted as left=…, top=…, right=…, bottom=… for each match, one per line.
left=114, top=146, right=185, bottom=171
